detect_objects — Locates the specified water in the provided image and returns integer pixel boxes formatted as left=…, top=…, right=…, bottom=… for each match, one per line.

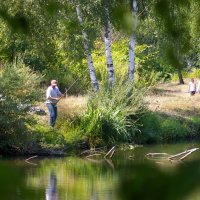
left=0, top=142, right=200, bottom=200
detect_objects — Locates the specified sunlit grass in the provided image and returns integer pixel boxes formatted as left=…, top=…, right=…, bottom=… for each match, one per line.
left=147, top=80, right=200, bottom=118
left=58, top=95, right=87, bottom=118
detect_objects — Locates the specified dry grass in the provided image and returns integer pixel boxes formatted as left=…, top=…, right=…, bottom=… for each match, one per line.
left=58, top=95, right=88, bottom=118
left=36, top=80, right=200, bottom=126
left=146, top=80, right=200, bottom=118
left=34, top=95, right=87, bottom=126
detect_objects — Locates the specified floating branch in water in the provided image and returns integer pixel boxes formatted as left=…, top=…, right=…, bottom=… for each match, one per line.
left=146, top=153, right=171, bottom=159
left=25, top=155, right=38, bottom=161
left=86, top=153, right=102, bottom=158
left=110, top=148, right=116, bottom=159
left=145, top=148, right=199, bottom=162
left=80, top=146, right=107, bottom=156
left=169, top=148, right=199, bottom=161
left=104, top=146, right=116, bottom=159
left=25, top=155, right=38, bottom=166
left=82, top=146, right=116, bottom=161
left=85, top=154, right=115, bottom=169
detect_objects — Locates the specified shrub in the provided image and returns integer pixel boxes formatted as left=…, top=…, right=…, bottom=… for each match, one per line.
left=138, top=112, right=194, bottom=143
left=160, top=118, right=189, bottom=141
left=186, top=116, right=200, bottom=137
left=0, top=58, right=43, bottom=151
left=75, top=78, right=147, bottom=147
left=137, top=111, right=161, bottom=143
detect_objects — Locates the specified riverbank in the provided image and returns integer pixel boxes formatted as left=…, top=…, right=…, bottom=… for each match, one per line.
left=34, top=80, right=200, bottom=149
left=2, top=80, right=200, bottom=156
left=138, top=80, right=200, bottom=143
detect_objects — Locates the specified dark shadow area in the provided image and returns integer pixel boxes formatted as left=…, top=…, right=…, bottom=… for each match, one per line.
left=118, top=159, right=200, bottom=200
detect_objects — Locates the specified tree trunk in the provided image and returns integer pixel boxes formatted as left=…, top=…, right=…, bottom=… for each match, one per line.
left=104, top=8, right=114, bottom=89
left=76, top=5, right=99, bottom=91
left=128, top=0, right=138, bottom=81
left=128, top=35, right=136, bottom=80
left=11, top=37, right=16, bottom=63
left=177, top=68, right=184, bottom=84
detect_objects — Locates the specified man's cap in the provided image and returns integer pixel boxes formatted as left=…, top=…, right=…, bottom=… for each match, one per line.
left=51, top=80, right=57, bottom=86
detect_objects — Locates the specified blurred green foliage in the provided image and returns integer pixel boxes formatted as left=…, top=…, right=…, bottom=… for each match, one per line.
left=118, top=160, right=200, bottom=200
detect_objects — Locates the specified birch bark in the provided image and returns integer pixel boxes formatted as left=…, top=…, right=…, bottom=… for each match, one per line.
left=128, top=0, right=138, bottom=81
left=76, top=5, right=99, bottom=91
left=104, top=8, right=114, bottom=89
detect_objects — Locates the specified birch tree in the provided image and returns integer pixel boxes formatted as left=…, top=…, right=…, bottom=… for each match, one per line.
left=104, top=7, right=114, bottom=89
left=128, top=0, right=138, bottom=81
left=76, top=4, right=99, bottom=91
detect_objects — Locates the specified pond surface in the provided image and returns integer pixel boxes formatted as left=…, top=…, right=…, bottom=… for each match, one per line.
left=1, top=142, right=200, bottom=200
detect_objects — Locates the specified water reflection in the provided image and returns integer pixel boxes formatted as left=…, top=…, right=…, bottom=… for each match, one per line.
left=90, top=182, right=98, bottom=200
left=1, top=142, right=200, bottom=200
left=46, top=171, right=58, bottom=200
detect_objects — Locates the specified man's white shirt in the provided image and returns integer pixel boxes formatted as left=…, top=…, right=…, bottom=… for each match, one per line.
left=46, top=86, right=62, bottom=104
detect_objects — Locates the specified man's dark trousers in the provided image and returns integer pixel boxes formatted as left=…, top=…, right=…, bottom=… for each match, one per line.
left=47, top=103, right=57, bottom=127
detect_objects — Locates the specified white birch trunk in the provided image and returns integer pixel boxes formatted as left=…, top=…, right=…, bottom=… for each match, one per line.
left=76, top=5, right=99, bottom=91
left=128, top=0, right=138, bottom=81
left=104, top=8, right=114, bottom=89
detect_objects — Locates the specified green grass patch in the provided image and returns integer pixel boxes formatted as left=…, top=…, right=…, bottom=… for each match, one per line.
left=138, top=111, right=200, bottom=143
left=159, top=118, right=189, bottom=141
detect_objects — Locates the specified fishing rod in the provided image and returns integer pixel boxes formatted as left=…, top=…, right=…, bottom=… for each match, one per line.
left=57, top=67, right=88, bottom=102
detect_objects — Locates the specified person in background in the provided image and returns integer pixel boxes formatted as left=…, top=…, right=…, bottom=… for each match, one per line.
left=188, top=78, right=196, bottom=96
left=46, top=80, right=64, bottom=127
left=197, top=79, right=200, bottom=94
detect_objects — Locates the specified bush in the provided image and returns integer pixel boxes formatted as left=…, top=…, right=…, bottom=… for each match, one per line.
left=139, top=111, right=193, bottom=143
left=75, top=78, right=147, bottom=147
left=160, top=118, right=189, bottom=141
left=0, top=58, right=43, bottom=151
left=137, top=111, right=161, bottom=143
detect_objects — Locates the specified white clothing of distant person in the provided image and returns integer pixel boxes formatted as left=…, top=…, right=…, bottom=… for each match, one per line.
left=197, top=80, right=200, bottom=93
left=188, top=79, right=196, bottom=96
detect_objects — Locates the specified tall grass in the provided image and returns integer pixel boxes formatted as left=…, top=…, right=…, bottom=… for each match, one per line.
left=73, top=78, right=147, bottom=147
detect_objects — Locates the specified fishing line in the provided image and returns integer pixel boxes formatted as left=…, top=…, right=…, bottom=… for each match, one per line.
left=61, top=67, right=89, bottom=96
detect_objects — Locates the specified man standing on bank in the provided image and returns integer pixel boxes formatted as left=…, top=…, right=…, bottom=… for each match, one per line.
left=46, top=80, right=64, bottom=127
